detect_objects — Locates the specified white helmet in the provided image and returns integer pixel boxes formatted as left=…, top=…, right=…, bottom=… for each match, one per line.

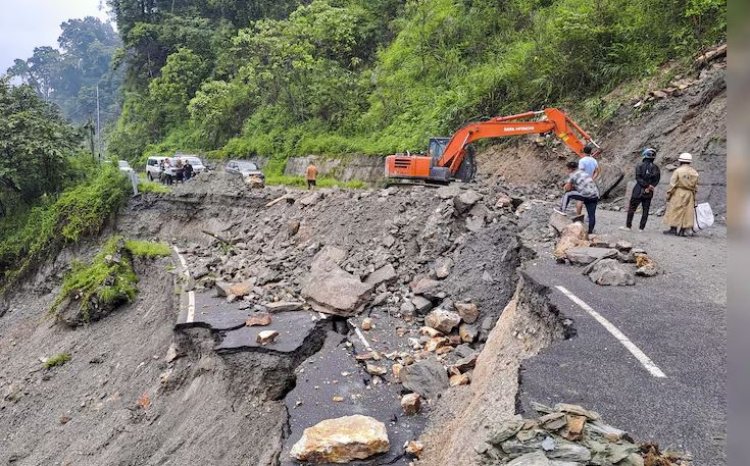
left=678, top=152, right=693, bottom=163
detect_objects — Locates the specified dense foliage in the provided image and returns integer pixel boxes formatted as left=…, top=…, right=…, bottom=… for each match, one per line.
left=107, top=0, right=725, bottom=168
left=6, top=17, right=123, bottom=125
left=0, top=166, right=130, bottom=291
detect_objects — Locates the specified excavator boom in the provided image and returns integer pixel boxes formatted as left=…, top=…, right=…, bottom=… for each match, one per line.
left=384, top=108, right=597, bottom=183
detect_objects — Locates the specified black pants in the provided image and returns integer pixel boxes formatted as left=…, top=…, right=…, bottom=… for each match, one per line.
left=562, top=193, right=598, bottom=234
left=307, top=179, right=316, bottom=190
left=626, top=196, right=652, bottom=230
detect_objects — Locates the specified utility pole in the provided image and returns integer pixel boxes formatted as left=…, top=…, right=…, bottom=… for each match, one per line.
left=96, top=83, right=102, bottom=161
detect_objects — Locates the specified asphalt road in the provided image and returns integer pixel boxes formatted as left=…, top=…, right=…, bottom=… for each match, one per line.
left=518, top=210, right=726, bottom=465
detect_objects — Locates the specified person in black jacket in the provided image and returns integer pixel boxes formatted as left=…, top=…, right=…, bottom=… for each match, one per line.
left=621, top=148, right=661, bottom=231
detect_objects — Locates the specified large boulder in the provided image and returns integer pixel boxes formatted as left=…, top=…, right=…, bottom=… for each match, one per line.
left=302, top=248, right=373, bottom=316
left=597, top=164, right=624, bottom=198
left=554, top=222, right=588, bottom=261
left=418, top=202, right=456, bottom=258
left=586, top=259, right=635, bottom=286
left=290, top=415, right=390, bottom=463
left=365, top=264, right=397, bottom=287
left=399, top=358, right=449, bottom=399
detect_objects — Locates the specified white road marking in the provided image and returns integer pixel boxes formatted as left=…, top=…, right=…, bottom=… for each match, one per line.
left=187, top=291, right=196, bottom=323
left=353, top=325, right=372, bottom=351
left=556, top=286, right=667, bottom=378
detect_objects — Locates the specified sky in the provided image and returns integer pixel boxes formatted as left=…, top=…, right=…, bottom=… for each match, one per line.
left=0, top=0, right=111, bottom=72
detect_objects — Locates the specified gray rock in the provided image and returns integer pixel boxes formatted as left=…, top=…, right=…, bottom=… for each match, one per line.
left=453, top=189, right=482, bottom=214
left=411, top=277, right=440, bottom=297
left=434, top=257, right=454, bottom=279
left=507, top=451, right=551, bottom=466
left=566, top=247, right=618, bottom=265
left=411, top=296, right=433, bottom=314
left=487, top=420, right=525, bottom=445
left=400, top=301, right=416, bottom=315
left=615, top=240, right=633, bottom=252
left=436, top=185, right=461, bottom=200
left=587, top=259, right=635, bottom=287
left=546, top=440, right=592, bottom=463
left=365, top=264, right=397, bottom=287
left=398, top=358, right=449, bottom=400
left=425, top=309, right=461, bottom=333
left=466, top=215, right=484, bottom=232
left=265, top=301, right=304, bottom=313
left=549, top=210, right=572, bottom=235
left=302, top=249, right=373, bottom=316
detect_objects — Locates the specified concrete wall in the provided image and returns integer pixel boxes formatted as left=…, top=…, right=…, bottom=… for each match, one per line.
left=283, top=155, right=384, bottom=182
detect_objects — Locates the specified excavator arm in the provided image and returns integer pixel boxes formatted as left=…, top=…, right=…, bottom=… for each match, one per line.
left=385, top=107, right=598, bottom=183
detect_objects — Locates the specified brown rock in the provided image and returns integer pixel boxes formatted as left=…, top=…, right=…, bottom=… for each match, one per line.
left=229, top=279, right=256, bottom=297
left=449, top=372, right=471, bottom=386
left=401, top=393, right=422, bottom=415
left=290, top=415, right=390, bottom=463
left=361, top=318, right=373, bottom=331
left=425, top=337, right=450, bottom=352
left=419, top=326, right=443, bottom=338
left=562, top=415, right=587, bottom=441
left=405, top=440, right=424, bottom=457
left=246, top=313, right=272, bottom=327
left=495, top=193, right=513, bottom=209
left=425, top=309, right=461, bottom=333
left=459, top=323, right=478, bottom=343
left=392, top=363, right=403, bottom=379
left=455, top=302, right=479, bottom=324
left=366, top=364, right=387, bottom=376
left=554, top=222, right=588, bottom=261
left=256, top=330, right=279, bottom=345
left=434, top=257, right=454, bottom=279
left=411, top=277, right=440, bottom=297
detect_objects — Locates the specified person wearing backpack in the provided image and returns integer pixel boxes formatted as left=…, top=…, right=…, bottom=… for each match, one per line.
left=621, top=148, right=661, bottom=231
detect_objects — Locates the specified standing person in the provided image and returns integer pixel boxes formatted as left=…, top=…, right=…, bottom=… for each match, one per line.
left=305, top=160, right=318, bottom=190
left=621, top=148, right=661, bottom=232
left=183, top=160, right=194, bottom=181
left=575, top=144, right=601, bottom=218
left=556, top=160, right=600, bottom=234
left=664, top=152, right=699, bottom=236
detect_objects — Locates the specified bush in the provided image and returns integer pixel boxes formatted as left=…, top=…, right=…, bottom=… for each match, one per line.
left=264, top=175, right=367, bottom=189
left=52, top=236, right=138, bottom=323
left=44, top=353, right=72, bottom=369
left=138, top=180, right=171, bottom=194
left=125, top=240, right=172, bottom=258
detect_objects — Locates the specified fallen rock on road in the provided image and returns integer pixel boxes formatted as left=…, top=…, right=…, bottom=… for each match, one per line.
left=290, top=415, right=390, bottom=463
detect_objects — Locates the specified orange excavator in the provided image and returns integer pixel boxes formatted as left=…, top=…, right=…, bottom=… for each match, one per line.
left=384, top=108, right=599, bottom=183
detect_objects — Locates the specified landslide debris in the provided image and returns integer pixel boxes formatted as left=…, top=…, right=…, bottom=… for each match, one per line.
left=479, top=402, right=692, bottom=466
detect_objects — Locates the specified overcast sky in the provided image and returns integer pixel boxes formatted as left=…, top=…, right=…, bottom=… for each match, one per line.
left=0, top=0, right=110, bottom=72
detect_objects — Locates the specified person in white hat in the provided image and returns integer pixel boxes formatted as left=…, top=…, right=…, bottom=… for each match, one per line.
left=664, top=152, right=699, bottom=236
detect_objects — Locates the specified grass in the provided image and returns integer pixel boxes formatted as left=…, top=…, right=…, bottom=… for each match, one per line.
left=264, top=174, right=367, bottom=189
left=138, top=180, right=171, bottom=194
left=125, top=239, right=172, bottom=258
left=51, top=236, right=138, bottom=321
left=44, top=353, right=71, bottom=369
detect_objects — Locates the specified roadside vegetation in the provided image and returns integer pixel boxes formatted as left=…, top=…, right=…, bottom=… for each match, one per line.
left=51, top=237, right=138, bottom=322
left=125, top=239, right=172, bottom=258
left=107, top=0, right=725, bottom=172
left=265, top=175, right=367, bottom=189
left=44, top=353, right=72, bottom=369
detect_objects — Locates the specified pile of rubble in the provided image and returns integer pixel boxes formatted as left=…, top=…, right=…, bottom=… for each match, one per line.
left=550, top=214, right=658, bottom=286
left=478, top=402, right=692, bottom=466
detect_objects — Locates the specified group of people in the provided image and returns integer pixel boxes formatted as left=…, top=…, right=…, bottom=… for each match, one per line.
left=558, top=144, right=700, bottom=236
left=159, top=158, right=195, bottom=185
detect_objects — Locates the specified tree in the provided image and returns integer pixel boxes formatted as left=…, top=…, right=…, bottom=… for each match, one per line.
left=0, top=80, right=81, bottom=214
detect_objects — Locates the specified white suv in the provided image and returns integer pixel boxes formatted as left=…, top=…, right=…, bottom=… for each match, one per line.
left=145, top=156, right=168, bottom=181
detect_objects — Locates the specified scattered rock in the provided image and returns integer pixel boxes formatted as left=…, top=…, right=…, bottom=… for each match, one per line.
left=615, top=240, right=633, bottom=252
left=266, top=301, right=304, bottom=313
left=565, top=247, right=618, bottom=265
left=256, top=330, right=279, bottom=345
left=401, top=393, right=422, bottom=415
left=215, top=281, right=233, bottom=297
left=436, top=185, right=460, bottom=200
left=455, top=302, right=479, bottom=324
left=506, top=451, right=551, bottom=466
left=411, top=277, right=440, bottom=297
left=586, top=259, right=636, bottom=286
left=554, top=223, right=588, bottom=261
left=459, top=323, right=478, bottom=343
left=246, top=313, right=272, bottom=327
left=411, top=296, right=433, bottom=314
left=405, top=440, right=424, bottom=457
left=365, top=264, right=397, bottom=287
left=165, top=343, right=181, bottom=362
left=466, top=216, right=485, bottom=232
left=635, top=254, right=659, bottom=277
left=289, top=415, right=390, bottom=463
left=495, top=193, right=513, bottom=209
left=229, top=279, right=256, bottom=297
left=449, top=372, right=471, bottom=386
left=361, top=318, right=373, bottom=331
left=366, top=364, right=387, bottom=376
left=425, top=309, right=462, bottom=333
left=399, top=358, right=449, bottom=399
left=434, top=257, right=454, bottom=279
left=549, top=210, right=571, bottom=235
left=454, top=190, right=482, bottom=214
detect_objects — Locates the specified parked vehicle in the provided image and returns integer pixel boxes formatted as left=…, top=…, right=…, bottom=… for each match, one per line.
left=145, top=156, right=168, bottom=181
left=117, top=160, right=134, bottom=174
left=174, top=155, right=206, bottom=174
left=225, top=160, right=264, bottom=179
